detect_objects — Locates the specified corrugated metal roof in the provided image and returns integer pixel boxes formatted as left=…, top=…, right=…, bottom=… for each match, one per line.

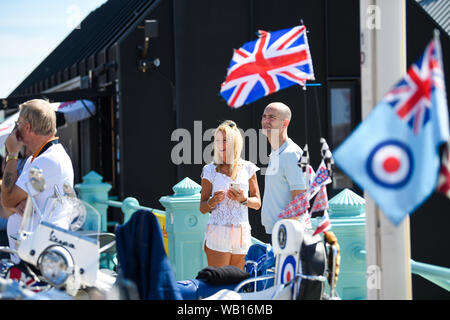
left=417, top=0, right=450, bottom=36
left=9, top=0, right=158, bottom=97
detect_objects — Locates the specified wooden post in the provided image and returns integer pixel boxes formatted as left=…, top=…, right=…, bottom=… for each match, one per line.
left=360, top=0, right=412, bottom=300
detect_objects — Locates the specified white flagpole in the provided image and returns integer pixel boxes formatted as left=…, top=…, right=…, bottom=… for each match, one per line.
left=360, top=0, right=412, bottom=300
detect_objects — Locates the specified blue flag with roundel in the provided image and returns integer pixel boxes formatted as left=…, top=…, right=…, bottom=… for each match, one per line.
left=333, top=35, right=449, bottom=226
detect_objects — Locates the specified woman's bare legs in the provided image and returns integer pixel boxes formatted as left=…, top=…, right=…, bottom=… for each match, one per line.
left=204, top=244, right=246, bottom=270
left=230, top=254, right=246, bottom=270
left=204, top=244, right=232, bottom=267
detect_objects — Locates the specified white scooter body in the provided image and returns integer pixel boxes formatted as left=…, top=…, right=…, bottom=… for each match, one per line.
left=272, top=219, right=305, bottom=296
left=17, top=221, right=99, bottom=287
left=1, top=166, right=115, bottom=296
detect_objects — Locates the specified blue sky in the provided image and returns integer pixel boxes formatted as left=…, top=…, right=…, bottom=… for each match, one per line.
left=0, top=0, right=108, bottom=98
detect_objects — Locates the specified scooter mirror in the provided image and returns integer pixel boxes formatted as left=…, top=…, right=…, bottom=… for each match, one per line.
left=29, top=167, right=45, bottom=193
left=63, top=183, right=77, bottom=198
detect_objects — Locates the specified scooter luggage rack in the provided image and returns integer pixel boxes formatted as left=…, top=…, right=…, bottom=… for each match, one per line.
left=243, top=259, right=275, bottom=292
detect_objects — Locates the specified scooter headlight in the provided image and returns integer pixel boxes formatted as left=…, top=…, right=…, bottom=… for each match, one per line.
left=38, top=246, right=74, bottom=287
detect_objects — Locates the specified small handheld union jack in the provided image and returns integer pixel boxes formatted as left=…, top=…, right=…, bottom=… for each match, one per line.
left=312, top=210, right=331, bottom=236
left=220, top=24, right=315, bottom=108
left=278, top=191, right=310, bottom=219
left=308, top=160, right=332, bottom=200
left=310, top=185, right=329, bottom=214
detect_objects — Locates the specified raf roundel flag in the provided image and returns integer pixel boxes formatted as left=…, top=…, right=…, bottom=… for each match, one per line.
left=333, top=36, right=449, bottom=226
left=220, top=25, right=315, bottom=108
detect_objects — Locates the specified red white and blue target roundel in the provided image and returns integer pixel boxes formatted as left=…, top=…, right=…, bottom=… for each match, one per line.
left=280, top=255, right=296, bottom=284
left=366, top=140, right=414, bottom=189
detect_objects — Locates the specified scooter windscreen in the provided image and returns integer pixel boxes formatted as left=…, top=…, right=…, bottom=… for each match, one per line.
left=41, top=187, right=101, bottom=236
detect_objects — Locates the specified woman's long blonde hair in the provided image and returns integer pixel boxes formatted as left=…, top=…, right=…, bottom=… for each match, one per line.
left=213, top=120, right=243, bottom=181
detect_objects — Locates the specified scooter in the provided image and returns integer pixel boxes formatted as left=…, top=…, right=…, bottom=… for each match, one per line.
left=178, top=219, right=340, bottom=300
left=0, top=166, right=116, bottom=299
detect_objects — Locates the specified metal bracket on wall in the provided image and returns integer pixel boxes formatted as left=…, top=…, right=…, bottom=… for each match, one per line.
left=137, top=19, right=160, bottom=72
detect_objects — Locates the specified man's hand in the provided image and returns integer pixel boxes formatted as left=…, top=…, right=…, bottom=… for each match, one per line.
left=1, top=133, right=28, bottom=209
left=291, top=189, right=306, bottom=200
left=5, top=129, right=23, bottom=155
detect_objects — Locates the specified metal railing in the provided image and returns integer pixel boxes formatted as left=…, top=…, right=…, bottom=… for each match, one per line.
left=410, top=259, right=450, bottom=292
left=95, top=197, right=168, bottom=255
left=95, top=196, right=265, bottom=255
left=357, top=250, right=450, bottom=293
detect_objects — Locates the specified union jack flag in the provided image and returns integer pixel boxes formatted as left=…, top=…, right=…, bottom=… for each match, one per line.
left=384, top=39, right=445, bottom=135
left=278, top=191, right=310, bottom=219
left=220, top=25, right=315, bottom=108
left=308, top=160, right=332, bottom=199
left=310, top=185, right=329, bottom=214
left=313, top=210, right=331, bottom=236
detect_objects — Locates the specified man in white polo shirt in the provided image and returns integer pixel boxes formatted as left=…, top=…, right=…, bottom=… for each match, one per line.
left=261, top=102, right=306, bottom=239
left=1, top=99, right=74, bottom=263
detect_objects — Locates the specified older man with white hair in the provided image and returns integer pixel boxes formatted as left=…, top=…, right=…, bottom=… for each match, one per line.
left=1, top=99, right=74, bottom=263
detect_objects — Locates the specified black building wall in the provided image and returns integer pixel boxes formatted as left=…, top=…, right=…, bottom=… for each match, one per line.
left=118, top=0, right=177, bottom=208
left=171, top=0, right=338, bottom=239
left=118, top=0, right=361, bottom=238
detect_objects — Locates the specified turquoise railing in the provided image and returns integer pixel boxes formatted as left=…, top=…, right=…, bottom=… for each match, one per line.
left=95, top=196, right=263, bottom=255
left=356, top=249, right=450, bottom=293
left=97, top=198, right=166, bottom=225
left=95, top=197, right=169, bottom=254
left=410, top=259, right=450, bottom=292
left=86, top=197, right=168, bottom=270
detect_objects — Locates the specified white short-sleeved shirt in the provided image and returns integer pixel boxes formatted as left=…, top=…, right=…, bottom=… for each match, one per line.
left=12, top=143, right=74, bottom=231
left=261, top=139, right=306, bottom=234
left=201, top=160, right=259, bottom=226
left=7, top=143, right=73, bottom=263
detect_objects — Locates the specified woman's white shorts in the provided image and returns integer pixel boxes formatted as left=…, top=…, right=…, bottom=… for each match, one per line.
left=204, top=222, right=252, bottom=255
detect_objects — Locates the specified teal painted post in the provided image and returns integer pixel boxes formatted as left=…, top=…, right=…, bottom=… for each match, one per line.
left=327, top=188, right=367, bottom=300
left=74, top=171, right=112, bottom=233
left=159, top=177, right=209, bottom=281
left=74, top=171, right=114, bottom=270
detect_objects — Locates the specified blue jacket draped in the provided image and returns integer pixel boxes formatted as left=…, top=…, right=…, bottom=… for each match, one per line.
left=115, top=210, right=181, bottom=300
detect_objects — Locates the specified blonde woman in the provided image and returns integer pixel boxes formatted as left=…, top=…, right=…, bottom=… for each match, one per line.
left=200, top=120, right=261, bottom=269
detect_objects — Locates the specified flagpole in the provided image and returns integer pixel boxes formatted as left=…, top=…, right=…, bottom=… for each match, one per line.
left=360, top=0, right=412, bottom=300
